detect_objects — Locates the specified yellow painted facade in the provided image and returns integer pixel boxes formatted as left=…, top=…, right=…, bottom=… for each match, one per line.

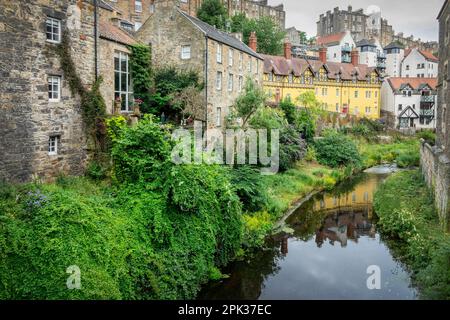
left=263, top=64, right=382, bottom=120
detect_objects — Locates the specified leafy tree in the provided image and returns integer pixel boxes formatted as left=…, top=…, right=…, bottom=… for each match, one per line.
left=129, top=44, right=152, bottom=113
left=197, top=0, right=228, bottom=30
left=234, top=78, right=267, bottom=128
left=279, top=125, right=306, bottom=171
left=279, top=96, right=296, bottom=124
left=231, top=15, right=286, bottom=55
left=299, top=31, right=308, bottom=44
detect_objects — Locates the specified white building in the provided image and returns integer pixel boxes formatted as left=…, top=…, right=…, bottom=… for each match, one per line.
left=381, top=77, right=437, bottom=130
left=316, top=30, right=356, bottom=63
left=401, top=48, right=439, bottom=78
left=384, top=42, right=405, bottom=78
left=356, top=38, right=386, bottom=74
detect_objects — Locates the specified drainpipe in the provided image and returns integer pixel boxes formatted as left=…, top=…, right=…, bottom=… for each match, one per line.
left=94, top=0, right=99, bottom=80
left=204, top=35, right=208, bottom=135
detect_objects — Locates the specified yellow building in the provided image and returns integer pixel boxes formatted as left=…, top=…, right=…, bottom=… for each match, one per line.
left=261, top=45, right=382, bottom=119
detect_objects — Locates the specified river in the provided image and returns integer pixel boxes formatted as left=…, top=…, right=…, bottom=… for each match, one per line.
left=199, top=170, right=419, bottom=300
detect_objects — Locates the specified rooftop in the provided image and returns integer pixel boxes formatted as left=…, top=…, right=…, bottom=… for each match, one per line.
left=316, top=32, right=347, bottom=47
left=387, top=77, right=438, bottom=91
left=99, top=21, right=137, bottom=46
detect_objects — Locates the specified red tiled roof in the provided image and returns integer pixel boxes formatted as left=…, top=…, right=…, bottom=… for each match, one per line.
left=387, top=77, right=438, bottom=91
left=99, top=21, right=137, bottom=46
left=262, top=55, right=378, bottom=81
left=316, top=32, right=347, bottom=46
left=261, top=54, right=312, bottom=76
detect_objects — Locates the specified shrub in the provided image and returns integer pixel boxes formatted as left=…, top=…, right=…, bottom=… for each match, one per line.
left=279, top=126, right=306, bottom=171
left=417, top=130, right=436, bottom=146
left=313, top=132, right=362, bottom=168
left=396, top=150, right=420, bottom=168
left=294, top=109, right=315, bottom=143
left=248, top=106, right=285, bottom=130
left=279, top=97, right=296, bottom=124
left=229, top=166, right=268, bottom=212
left=377, top=207, right=418, bottom=240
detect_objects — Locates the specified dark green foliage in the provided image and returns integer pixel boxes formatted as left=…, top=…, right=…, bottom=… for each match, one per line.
left=229, top=166, right=268, bottom=212
left=197, top=0, right=228, bottom=30
left=235, top=79, right=267, bottom=128
left=279, top=97, right=296, bottom=124
left=314, top=132, right=362, bottom=168
left=279, top=126, right=306, bottom=171
left=110, top=115, right=173, bottom=184
left=231, top=15, right=286, bottom=55
left=374, top=170, right=450, bottom=299
left=396, top=150, right=420, bottom=168
left=129, top=44, right=152, bottom=113
left=295, top=109, right=316, bottom=143
left=149, top=66, right=202, bottom=120
left=416, top=130, right=436, bottom=146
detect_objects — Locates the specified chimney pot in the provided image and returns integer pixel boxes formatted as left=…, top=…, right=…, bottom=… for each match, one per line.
left=249, top=31, right=257, bottom=52
left=284, top=39, right=292, bottom=60
left=351, top=48, right=359, bottom=66
left=319, top=46, right=327, bottom=64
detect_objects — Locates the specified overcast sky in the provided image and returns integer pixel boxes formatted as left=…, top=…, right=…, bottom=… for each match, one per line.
left=267, top=0, right=444, bottom=41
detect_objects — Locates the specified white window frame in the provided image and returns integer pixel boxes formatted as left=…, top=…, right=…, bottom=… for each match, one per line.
left=228, top=73, right=233, bottom=92
left=228, top=49, right=234, bottom=67
left=238, top=76, right=243, bottom=92
left=48, top=75, right=61, bottom=102
left=216, top=71, right=222, bottom=91
left=135, top=0, right=143, bottom=13
left=216, top=107, right=222, bottom=127
left=239, top=53, right=243, bottom=71
left=48, top=136, right=59, bottom=156
left=217, top=44, right=223, bottom=63
left=46, top=17, right=61, bottom=44
left=181, top=45, right=191, bottom=60
left=114, top=52, right=133, bottom=112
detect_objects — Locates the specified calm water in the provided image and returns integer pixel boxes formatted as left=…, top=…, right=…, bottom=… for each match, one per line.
left=199, top=172, right=418, bottom=300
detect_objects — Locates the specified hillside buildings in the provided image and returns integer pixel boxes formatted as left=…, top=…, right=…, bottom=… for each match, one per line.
left=262, top=42, right=382, bottom=120
left=381, top=78, right=437, bottom=129
left=316, top=31, right=355, bottom=64
left=316, top=5, right=439, bottom=51
left=136, top=0, right=263, bottom=129
left=401, top=48, right=439, bottom=78
left=384, top=42, right=405, bottom=78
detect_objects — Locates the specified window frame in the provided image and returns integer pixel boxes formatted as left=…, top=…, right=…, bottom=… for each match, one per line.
left=181, top=45, right=191, bottom=60
left=114, top=51, right=133, bottom=113
left=46, top=17, right=61, bottom=44
left=48, top=75, right=61, bottom=102
left=48, top=136, right=59, bottom=156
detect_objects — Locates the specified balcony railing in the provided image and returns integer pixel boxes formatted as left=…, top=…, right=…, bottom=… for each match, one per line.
left=377, top=53, right=387, bottom=59
left=341, top=45, right=352, bottom=52
left=421, top=96, right=435, bottom=103
left=342, top=56, right=351, bottom=63
left=420, top=109, right=434, bottom=117
left=377, top=62, right=386, bottom=68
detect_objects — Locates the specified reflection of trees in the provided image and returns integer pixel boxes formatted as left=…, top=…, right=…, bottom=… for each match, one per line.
left=198, top=241, right=284, bottom=300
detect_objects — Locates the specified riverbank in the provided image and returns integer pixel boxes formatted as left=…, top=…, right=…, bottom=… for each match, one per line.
left=373, top=170, right=450, bottom=299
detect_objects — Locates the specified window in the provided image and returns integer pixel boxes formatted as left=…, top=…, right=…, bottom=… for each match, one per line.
left=181, top=45, right=191, bottom=60
left=248, top=59, right=252, bottom=73
left=46, top=17, right=61, bottom=43
left=408, top=91, right=412, bottom=97
left=288, top=74, right=293, bottom=83
left=365, top=91, right=371, bottom=98
left=216, top=71, right=222, bottom=90
left=398, top=104, right=403, bottom=111
left=228, top=49, right=233, bottom=66
left=48, top=136, right=59, bottom=155
left=354, top=90, right=358, bottom=98
left=48, top=76, right=61, bottom=101
left=322, top=88, right=327, bottom=96
left=365, top=106, right=371, bottom=114
left=216, top=107, right=222, bottom=127
left=238, top=76, right=243, bottom=92
left=114, top=52, right=133, bottom=112
left=336, top=88, right=339, bottom=97
left=135, top=0, right=142, bottom=13
left=217, top=44, right=222, bottom=63
left=150, top=4, right=155, bottom=13
left=406, top=65, right=410, bottom=71
left=239, top=53, right=243, bottom=71
left=375, top=91, right=378, bottom=98
left=336, top=103, right=339, bottom=112
left=228, top=73, right=233, bottom=92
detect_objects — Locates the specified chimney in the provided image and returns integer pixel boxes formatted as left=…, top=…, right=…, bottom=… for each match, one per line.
left=249, top=31, right=257, bottom=52
left=284, top=39, right=292, bottom=60
left=319, top=46, right=327, bottom=64
left=351, top=48, right=359, bottom=66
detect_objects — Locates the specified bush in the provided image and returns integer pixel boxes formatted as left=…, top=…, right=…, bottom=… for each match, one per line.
left=279, top=126, right=306, bottom=171
left=417, top=130, right=436, bottom=146
left=249, top=106, right=286, bottom=130
left=313, top=132, right=362, bottom=168
left=294, top=109, right=315, bottom=143
left=279, top=97, right=296, bottom=124
left=229, top=166, right=268, bottom=212
left=396, top=150, right=420, bottom=168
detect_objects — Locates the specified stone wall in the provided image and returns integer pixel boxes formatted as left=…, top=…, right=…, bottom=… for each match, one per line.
left=420, top=141, right=450, bottom=230
left=0, top=0, right=95, bottom=182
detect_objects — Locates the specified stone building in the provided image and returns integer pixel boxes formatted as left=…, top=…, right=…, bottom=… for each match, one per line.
left=136, top=0, right=263, bottom=129
left=317, top=6, right=439, bottom=50
left=420, top=0, right=450, bottom=230
left=101, top=0, right=154, bottom=30
left=0, top=0, right=96, bottom=183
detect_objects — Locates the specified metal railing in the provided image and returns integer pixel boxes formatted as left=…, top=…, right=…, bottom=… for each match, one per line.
left=421, top=96, right=435, bottom=103
left=341, top=45, right=352, bottom=52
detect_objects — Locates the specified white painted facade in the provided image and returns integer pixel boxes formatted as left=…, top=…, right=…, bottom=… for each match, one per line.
left=326, top=31, right=356, bottom=63
left=381, top=80, right=437, bottom=129
left=385, top=47, right=404, bottom=78
left=401, top=48, right=439, bottom=78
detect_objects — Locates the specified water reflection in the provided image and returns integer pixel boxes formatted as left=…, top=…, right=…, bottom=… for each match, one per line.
left=199, top=173, right=418, bottom=300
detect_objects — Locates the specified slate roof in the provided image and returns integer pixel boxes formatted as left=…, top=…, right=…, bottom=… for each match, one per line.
left=356, top=39, right=376, bottom=47
left=384, top=42, right=405, bottom=50
left=99, top=21, right=137, bottom=46
left=178, top=9, right=262, bottom=60
left=262, top=54, right=378, bottom=81
left=387, top=77, right=437, bottom=91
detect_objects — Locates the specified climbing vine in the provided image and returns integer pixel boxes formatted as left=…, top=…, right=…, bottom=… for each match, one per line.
left=129, top=43, right=152, bottom=113
left=56, top=31, right=107, bottom=154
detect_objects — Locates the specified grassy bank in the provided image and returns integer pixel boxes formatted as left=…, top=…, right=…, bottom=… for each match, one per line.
left=374, top=170, right=450, bottom=299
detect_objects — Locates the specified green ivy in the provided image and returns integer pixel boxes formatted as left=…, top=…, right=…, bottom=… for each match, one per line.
left=129, top=44, right=152, bottom=113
